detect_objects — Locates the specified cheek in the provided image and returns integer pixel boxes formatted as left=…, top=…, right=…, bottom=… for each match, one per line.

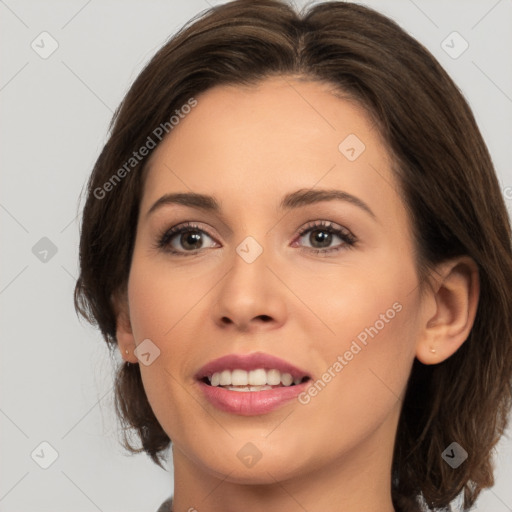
left=292, top=308, right=417, bottom=470
left=126, top=272, right=170, bottom=342
left=295, top=250, right=417, bottom=345
left=125, top=251, right=217, bottom=400
left=126, top=252, right=205, bottom=342
left=297, top=257, right=419, bottom=409
left=125, top=254, right=199, bottom=431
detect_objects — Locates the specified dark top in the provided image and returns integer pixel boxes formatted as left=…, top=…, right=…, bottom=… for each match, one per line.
left=156, top=497, right=173, bottom=512
left=156, top=496, right=410, bottom=511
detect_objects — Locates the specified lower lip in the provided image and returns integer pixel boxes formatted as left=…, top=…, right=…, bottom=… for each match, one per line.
left=197, top=380, right=310, bottom=416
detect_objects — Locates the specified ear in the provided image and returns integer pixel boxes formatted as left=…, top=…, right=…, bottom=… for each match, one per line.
left=416, top=256, right=479, bottom=365
left=112, top=289, right=139, bottom=364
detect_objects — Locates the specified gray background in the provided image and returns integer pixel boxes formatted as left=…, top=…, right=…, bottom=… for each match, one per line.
left=1, top=0, right=511, bottom=511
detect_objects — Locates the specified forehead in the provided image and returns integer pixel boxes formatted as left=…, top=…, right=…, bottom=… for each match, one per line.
left=141, top=76, right=402, bottom=223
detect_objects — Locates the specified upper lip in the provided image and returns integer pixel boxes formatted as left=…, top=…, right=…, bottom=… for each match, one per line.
left=195, top=351, right=312, bottom=381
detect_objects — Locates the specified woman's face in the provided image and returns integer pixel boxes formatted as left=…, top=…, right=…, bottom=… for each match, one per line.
left=122, top=76, right=427, bottom=485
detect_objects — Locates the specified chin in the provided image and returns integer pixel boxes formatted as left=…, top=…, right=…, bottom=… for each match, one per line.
left=187, top=441, right=308, bottom=485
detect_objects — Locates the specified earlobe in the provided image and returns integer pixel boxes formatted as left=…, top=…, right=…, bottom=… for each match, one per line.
left=112, top=290, right=139, bottom=364
left=416, top=256, right=479, bottom=365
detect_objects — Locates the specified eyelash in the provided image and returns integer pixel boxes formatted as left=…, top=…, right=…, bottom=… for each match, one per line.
left=154, top=220, right=357, bottom=257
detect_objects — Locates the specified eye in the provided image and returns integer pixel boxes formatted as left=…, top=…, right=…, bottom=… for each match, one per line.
left=293, top=220, right=356, bottom=255
left=155, top=220, right=357, bottom=257
left=155, top=222, right=218, bottom=256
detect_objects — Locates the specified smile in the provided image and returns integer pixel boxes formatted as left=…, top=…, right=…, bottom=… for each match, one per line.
left=195, top=352, right=312, bottom=415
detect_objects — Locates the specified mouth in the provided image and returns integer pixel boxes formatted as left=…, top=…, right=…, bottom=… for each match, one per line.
left=195, top=351, right=312, bottom=392
left=194, top=352, right=313, bottom=414
left=198, top=368, right=311, bottom=416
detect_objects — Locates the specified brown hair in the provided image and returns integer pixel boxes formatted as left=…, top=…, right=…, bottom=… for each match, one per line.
left=74, top=1, right=512, bottom=510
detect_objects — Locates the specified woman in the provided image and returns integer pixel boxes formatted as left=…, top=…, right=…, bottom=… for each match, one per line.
left=74, top=1, right=512, bottom=511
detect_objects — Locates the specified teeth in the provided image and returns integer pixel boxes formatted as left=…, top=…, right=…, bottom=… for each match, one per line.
left=232, top=369, right=248, bottom=386
left=249, top=368, right=267, bottom=385
left=281, top=373, right=293, bottom=386
left=224, top=385, right=273, bottom=392
left=219, top=370, right=231, bottom=386
left=211, top=372, right=220, bottom=386
left=266, top=369, right=281, bottom=385
left=207, top=368, right=305, bottom=388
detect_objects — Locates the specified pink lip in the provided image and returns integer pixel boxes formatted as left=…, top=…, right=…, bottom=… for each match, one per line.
left=194, top=352, right=312, bottom=416
left=197, top=379, right=311, bottom=416
left=194, top=351, right=311, bottom=381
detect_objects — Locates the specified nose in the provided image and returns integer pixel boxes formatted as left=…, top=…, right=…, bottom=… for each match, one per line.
left=211, top=242, right=287, bottom=333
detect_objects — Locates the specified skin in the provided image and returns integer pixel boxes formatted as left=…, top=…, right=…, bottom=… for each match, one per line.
left=115, top=76, right=479, bottom=512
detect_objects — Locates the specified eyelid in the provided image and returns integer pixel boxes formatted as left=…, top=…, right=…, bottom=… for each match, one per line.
left=296, top=219, right=353, bottom=238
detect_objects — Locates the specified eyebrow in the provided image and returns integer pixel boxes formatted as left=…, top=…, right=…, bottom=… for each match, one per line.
left=146, top=188, right=376, bottom=220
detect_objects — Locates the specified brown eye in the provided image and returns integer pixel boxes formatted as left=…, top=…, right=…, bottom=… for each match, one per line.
left=157, top=222, right=218, bottom=255
left=175, top=230, right=204, bottom=251
left=295, top=220, right=356, bottom=255
left=302, top=228, right=334, bottom=249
